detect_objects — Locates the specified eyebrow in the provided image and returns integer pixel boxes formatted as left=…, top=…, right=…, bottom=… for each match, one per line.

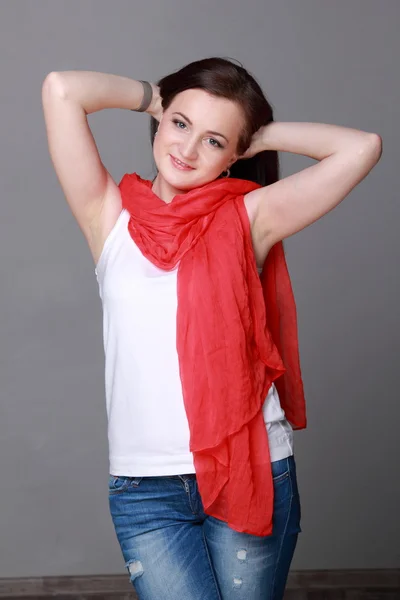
left=172, top=112, right=229, bottom=143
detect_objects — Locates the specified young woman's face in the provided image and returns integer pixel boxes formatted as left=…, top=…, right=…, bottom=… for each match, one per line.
left=152, top=88, right=244, bottom=196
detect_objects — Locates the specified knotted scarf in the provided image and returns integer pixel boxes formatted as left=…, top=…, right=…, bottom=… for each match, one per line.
left=119, top=172, right=306, bottom=536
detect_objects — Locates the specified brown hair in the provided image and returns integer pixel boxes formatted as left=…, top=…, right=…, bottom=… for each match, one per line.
left=149, top=56, right=280, bottom=187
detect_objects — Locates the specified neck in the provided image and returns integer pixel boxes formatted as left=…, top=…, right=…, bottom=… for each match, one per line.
left=151, top=173, right=189, bottom=204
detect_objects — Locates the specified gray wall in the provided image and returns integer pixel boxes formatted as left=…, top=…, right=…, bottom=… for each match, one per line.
left=1, top=0, right=398, bottom=577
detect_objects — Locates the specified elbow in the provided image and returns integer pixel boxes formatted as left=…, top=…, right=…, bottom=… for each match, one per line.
left=42, top=71, right=59, bottom=88
left=356, top=132, right=383, bottom=167
left=42, top=72, right=66, bottom=99
left=367, top=132, right=383, bottom=161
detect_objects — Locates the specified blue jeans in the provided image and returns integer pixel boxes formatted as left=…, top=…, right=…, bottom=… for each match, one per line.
left=109, top=455, right=301, bottom=600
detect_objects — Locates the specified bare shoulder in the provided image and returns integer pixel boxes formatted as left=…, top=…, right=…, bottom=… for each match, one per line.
left=87, top=176, right=123, bottom=266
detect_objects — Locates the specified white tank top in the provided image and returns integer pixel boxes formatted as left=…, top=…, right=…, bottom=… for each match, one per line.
left=95, top=208, right=293, bottom=477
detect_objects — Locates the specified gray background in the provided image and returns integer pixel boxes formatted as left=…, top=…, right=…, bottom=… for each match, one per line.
left=0, top=0, right=398, bottom=577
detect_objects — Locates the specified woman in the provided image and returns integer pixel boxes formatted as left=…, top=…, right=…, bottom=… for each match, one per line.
left=42, top=57, right=382, bottom=600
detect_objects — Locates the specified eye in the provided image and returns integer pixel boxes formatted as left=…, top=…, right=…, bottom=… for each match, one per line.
left=172, top=119, right=187, bottom=129
left=208, top=138, right=223, bottom=149
left=172, top=119, right=223, bottom=148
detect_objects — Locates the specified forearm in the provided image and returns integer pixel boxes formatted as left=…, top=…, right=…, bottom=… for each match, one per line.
left=46, top=70, right=156, bottom=115
left=262, top=121, right=379, bottom=160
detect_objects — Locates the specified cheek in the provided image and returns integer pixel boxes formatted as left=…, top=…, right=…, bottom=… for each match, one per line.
left=203, top=152, right=227, bottom=171
left=153, top=130, right=177, bottom=156
left=153, top=131, right=172, bottom=155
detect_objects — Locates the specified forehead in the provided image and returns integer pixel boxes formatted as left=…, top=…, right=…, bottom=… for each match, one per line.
left=168, top=88, right=244, bottom=129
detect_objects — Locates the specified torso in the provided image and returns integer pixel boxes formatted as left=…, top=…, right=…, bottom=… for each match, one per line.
left=87, top=184, right=268, bottom=269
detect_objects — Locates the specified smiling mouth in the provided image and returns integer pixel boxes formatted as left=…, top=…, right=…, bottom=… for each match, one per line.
left=170, top=155, right=195, bottom=170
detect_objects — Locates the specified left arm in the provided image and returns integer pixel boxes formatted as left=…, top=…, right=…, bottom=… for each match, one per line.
left=244, top=122, right=382, bottom=249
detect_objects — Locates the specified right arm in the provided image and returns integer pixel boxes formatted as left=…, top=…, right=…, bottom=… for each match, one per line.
left=41, top=71, right=160, bottom=254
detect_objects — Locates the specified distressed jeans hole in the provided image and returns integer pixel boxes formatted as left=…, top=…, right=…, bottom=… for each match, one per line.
left=127, top=559, right=144, bottom=581
left=237, top=548, right=247, bottom=561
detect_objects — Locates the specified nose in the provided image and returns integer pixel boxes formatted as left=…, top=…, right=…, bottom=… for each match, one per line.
left=179, top=135, right=198, bottom=161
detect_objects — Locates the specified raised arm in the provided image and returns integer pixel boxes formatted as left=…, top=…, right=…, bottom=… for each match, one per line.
left=244, top=121, right=382, bottom=253
left=41, top=71, right=160, bottom=256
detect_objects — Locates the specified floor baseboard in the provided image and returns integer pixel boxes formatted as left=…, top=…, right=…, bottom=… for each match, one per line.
left=0, top=569, right=399, bottom=599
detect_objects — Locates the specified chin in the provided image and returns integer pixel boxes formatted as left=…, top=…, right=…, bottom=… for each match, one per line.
left=159, top=164, right=199, bottom=191
left=162, top=171, right=196, bottom=192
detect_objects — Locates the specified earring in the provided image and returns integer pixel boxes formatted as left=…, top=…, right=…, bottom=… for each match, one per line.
left=221, top=168, right=230, bottom=178
left=155, top=129, right=158, bottom=136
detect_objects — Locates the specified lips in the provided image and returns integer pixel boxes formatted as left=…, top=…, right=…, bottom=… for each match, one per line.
left=170, top=155, right=195, bottom=170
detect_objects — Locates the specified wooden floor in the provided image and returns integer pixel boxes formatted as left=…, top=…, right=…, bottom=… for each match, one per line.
left=0, top=592, right=400, bottom=599
left=0, top=570, right=399, bottom=600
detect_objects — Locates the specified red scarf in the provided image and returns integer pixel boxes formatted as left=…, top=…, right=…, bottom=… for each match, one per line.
left=119, top=172, right=306, bottom=536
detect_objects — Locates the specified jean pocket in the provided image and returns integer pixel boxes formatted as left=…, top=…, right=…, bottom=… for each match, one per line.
left=108, top=475, right=132, bottom=493
left=108, top=474, right=145, bottom=493
left=271, top=457, right=290, bottom=484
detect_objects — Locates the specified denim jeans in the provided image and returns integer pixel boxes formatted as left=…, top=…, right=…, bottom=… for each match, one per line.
left=109, top=454, right=301, bottom=600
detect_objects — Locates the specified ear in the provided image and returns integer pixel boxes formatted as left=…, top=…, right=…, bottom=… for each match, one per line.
left=228, top=154, right=238, bottom=168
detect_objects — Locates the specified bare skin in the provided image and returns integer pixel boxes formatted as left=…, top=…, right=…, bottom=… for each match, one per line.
left=91, top=88, right=381, bottom=270
left=42, top=73, right=382, bottom=271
